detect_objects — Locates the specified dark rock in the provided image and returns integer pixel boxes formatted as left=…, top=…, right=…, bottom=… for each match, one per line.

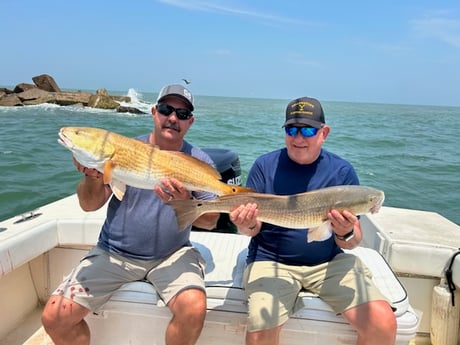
left=2, top=75, right=138, bottom=111
left=23, top=96, right=55, bottom=105
left=14, top=83, right=36, bottom=93
left=52, top=91, right=92, bottom=106
left=32, top=74, right=61, bottom=92
left=17, top=88, right=51, bottom=101
left=17, top=88, right=54, bottom=105
left=0, top=94, right=23, bottom=106
left=96, top=88, right=109, bottom=96
left=88, top=94, right=119, bottom=109
left=0, top=88, right=14, bottom=94
left=111, top=95, right=131, bottom=102
left=117, top=106, right=146, bottom=114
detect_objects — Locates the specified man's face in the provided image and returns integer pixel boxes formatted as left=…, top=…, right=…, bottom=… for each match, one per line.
left=153, top=96, right=194, bottom=143
left=284, top=124, right=329, bottom=164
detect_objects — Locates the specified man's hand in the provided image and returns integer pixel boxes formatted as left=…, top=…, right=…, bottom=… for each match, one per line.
left=73, top=157, right=102, bottom=179
left=230, top=203, right=260, bottom=236
left=327, top=209, right=357, bottom=237
left=154, top=178, right=193, bottom=202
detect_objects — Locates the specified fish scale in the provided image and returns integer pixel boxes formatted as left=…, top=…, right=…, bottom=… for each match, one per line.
left=167, top=185, right=385, bottom=242
left=58, top=126, right=253, bottom=199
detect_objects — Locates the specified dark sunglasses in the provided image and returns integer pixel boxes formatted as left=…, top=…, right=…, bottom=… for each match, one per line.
left=156, top=103, right=193, bottom=120
left=284, top=126, right=319, bottom=138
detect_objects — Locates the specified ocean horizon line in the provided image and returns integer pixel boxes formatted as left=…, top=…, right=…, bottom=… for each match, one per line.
left=2, top=84, right=460, bottom=109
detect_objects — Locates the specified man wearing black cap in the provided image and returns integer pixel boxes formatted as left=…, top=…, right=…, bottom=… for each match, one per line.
left=42, top=84, right=220, bottom=345
left=230, top=97, right=397, bottom=345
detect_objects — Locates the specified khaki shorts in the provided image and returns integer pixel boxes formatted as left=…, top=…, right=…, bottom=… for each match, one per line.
left=52, top=246, right=206, bottom=312
left=243, top=253, right=389, bottom=332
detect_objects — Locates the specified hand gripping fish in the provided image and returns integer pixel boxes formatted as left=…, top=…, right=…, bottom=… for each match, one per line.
left=167, top=185, right=385, bottom=242
left=58, top=126, right=253, bottom=200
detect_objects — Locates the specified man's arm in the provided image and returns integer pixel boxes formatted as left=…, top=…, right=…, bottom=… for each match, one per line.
left=74, top=158, right=112, bottom=211
left=192, top=212, right=220, bottom=230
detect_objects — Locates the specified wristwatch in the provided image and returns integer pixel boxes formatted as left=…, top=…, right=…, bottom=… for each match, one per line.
left=335, top=229, right=355, bottom=242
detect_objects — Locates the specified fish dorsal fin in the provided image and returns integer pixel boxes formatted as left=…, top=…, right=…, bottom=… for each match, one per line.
left=110, top=178, right=126, bottom=201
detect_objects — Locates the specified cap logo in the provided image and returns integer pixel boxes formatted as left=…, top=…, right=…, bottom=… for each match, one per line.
left=183, top=89, right=192, bottom=102
left=290, top=101, right=315, bottom=116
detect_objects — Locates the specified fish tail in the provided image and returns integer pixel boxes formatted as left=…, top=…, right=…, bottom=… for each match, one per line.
left=167, top=199, right=202, bottom=230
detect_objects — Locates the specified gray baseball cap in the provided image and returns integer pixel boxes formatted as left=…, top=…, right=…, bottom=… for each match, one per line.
left=157, top=84, right=194, bottom=111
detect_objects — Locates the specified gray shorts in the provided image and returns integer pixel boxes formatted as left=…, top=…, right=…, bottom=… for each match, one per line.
left=52, top=245, right=206, bottom=312
left=243, top=253, right=390, bottom=332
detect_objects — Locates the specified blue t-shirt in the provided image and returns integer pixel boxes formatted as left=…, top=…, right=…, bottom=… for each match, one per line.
left=97, top=134, right=216, bottom=260
left=246, top=147, right=359, bottom=266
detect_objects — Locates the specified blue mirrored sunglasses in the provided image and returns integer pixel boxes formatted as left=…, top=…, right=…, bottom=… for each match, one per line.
left=284, top=126, right=319, bottom=138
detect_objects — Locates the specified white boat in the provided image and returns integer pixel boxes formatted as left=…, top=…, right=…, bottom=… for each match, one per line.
left=1, top=150, right=459, bottom=345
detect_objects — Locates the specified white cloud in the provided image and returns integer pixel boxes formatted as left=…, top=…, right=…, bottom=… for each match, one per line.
left=411, top=11, right=460, bottom=48
left=158, top=0, right=313, bottom=26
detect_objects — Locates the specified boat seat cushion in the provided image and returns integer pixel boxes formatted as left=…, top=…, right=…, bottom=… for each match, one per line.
left=109, top=232, right=409, bottom=317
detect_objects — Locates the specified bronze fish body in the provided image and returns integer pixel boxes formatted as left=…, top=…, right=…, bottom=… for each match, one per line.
left=168, top=185, right=385, bottom=242
left=58, top=126, right=253, bottom=199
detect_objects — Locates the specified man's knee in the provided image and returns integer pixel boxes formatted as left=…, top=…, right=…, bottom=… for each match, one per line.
left=42, top=296, right=89, bottom=331
left=169, top=289, right=207, bottom=322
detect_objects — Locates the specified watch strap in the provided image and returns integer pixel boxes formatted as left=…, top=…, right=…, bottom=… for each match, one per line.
left=335, top=229, right=355, bottom=241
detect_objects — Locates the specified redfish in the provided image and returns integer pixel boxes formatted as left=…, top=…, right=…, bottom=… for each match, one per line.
left=58, top=126, right=252, bottom=200
left=168, top=185, right=384, bottom=242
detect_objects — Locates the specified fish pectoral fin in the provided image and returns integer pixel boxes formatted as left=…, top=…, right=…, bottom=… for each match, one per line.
left=110, top=179, right=126, bottom=201
left=102, top=161, right=114, bottom=185
left=307, top=221, right=333, bottom=243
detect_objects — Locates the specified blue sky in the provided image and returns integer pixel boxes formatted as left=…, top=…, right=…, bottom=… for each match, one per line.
left=1, top=0, right=460, bottom=106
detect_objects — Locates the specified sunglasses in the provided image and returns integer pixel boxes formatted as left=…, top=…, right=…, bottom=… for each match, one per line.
left=284, top=126, right=319, bottom=138
left=156, top=103, right=193, bottom=120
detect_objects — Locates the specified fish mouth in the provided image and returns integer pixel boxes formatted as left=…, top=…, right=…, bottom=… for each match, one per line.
left=370, top=203, right=382, bottom=214
left=370, top=194, right=385, bottom=214
left=57, top=130, right=74, bottom=150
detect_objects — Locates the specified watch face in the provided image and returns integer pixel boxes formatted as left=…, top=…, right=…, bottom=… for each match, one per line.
left=337, top=229, right=355, bottom=241
left=344, top=232, right=355, bottom=241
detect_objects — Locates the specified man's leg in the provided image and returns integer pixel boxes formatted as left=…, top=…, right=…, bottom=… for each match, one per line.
left=166, top=288, right=207, bottom=345
left=41, top=295, right=91, bottom=345
left=342, top=300, right=397, bottom=345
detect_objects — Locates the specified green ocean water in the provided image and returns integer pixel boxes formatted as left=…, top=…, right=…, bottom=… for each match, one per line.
left=1, top=90, right=459, bottom=225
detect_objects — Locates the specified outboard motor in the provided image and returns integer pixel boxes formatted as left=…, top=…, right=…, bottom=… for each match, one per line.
left=193, top=148, right=242, bottom=233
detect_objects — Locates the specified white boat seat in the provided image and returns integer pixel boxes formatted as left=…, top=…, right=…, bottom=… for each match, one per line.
left=109, top=232, right=410, bottom=317
left=91, top=232, right=419, bottom=344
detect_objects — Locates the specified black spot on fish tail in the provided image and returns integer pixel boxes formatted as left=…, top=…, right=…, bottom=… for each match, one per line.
left=287, top=194, right=299, bottom=208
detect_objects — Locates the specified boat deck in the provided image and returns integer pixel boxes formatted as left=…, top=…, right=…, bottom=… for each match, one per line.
left=1, top=194, right=460, bottom=344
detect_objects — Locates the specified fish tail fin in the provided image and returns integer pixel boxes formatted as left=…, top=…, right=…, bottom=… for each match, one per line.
left=167, top=199, right=202, bottom=230
left=307, top=221, right=333, bottom=243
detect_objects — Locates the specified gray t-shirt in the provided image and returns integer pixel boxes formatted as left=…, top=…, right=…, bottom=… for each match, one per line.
left=97, top=134, right=216, bottom=260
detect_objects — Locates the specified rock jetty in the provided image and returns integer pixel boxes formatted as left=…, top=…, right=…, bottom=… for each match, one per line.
left=0, top=74, right=146, bottom=114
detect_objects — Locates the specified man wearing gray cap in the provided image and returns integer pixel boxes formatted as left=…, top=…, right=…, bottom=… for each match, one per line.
left=42, top=84, right=220, bottom=345
left=230, top=96, right=397, bottom=345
